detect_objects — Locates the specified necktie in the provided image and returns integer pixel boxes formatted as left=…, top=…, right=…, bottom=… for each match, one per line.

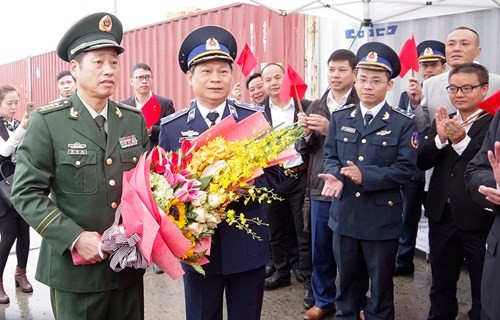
left=95, top=115, right=107, bottom=141
left=207, top=111, right=219, bottom=128
left=364, top=111, right=373, bottom=128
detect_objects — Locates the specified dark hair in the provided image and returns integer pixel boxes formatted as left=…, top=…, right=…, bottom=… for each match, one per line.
left=452, top=26, right=480, bottom=46
left=56, top=70, right=75, bottom=81
left=449, top=63, right=489, bottom=85
left=261, top=63, right=285, bottom=75
left=328, top=49, right=357, bottom=70
left=0, top=85, right=18, bottom=103
left=245, top=73, right=262, bottom=89
left=132, top=63, right=152, bottom=74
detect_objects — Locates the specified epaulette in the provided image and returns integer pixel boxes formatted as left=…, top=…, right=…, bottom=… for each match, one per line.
left=392, top=106, right=416, bottom=119
left=118, top=103, right=141, bottom=114
left=230, top=99, right=265, bottom=112
left=37, top=100, right=71, bottom=114
left=161, top=108, right=189, bottom=125
left=332, top=103, right=355, bottom=113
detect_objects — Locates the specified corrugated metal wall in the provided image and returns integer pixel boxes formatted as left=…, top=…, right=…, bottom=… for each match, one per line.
left=0, top=59, right=30, bottom=113
left=0, top=3, right=306, bottom=114
left=30, top=52, right=71, bottom=106
left=117, top=3, right=306, bottom=108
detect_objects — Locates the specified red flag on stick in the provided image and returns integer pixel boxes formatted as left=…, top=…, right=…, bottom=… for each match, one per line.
left=236, top=44, right=257, bottom=76
left=461, top=90, right=500, bottom=127
left=279, top=65, right=308, bottom=104
left=478, top=90, right=500, bottom=115
left=399, top=34, right=419, bottom=78
left=141, top=95, right=161, bottom=128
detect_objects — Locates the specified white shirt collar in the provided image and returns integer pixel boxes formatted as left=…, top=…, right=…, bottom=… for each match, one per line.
left=269, top=98, right=294, bottom=111
left=326, top=88, right=352, bottom=112
left=197, top=101, right=226, bottom=126
left=77, top=91, right=109, bottom=120
left=359, top=100, right=385, bottom=119
left=135, top=91, right=153, bottom=109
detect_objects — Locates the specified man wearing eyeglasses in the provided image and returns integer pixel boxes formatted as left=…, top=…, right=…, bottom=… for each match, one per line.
left=409, top=27, right=500, bottom=132
left=418, top=63, right=493, bottom=320
left=320, top=42, right=418, bottom=320
left=121, top=63, right=175, bottom=147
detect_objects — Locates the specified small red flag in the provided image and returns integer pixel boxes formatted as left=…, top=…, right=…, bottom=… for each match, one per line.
left=141, top=95, right=161, bottom=128
left=399, top=35, right=419, bottom=78
left=478, top=90, right=500, bottom=115
left=279, top=65, right=308, bottom=103
left=236, top=44, right=257, bottom=76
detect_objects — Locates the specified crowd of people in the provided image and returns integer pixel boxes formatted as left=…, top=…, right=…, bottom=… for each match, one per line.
left=0, top=10, right=499, bottom=320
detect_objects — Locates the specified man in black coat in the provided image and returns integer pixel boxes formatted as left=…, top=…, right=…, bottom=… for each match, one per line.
left=121, top=63, right=175, bottom=147
left=260, top=62, right=314, bottom=309
left=418, top=63, right=493, bottom=320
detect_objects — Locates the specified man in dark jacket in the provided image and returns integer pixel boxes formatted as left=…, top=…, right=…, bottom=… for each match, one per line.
left=121, top=63, right=175, bottom=147
left=297, top=49, right=362, bottom=320
left=260, top=62, right=314, bottom=309
left=419, top=63, right=493, bottom=320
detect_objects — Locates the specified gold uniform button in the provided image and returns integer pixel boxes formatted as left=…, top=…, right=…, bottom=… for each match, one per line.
left=75, top=161, right=81, bottom=166
left=355, top=192, right=361, bottom=197
left=358, top=156, right=364, bottom=161
left=111, top=202, right=118, bottom=209
left=361, top=139, right=367, bottom=144
left=388, top=201, right=394, bottom=206
left=133, top=157, right=138, bottom=162
left=109, top=180, right=116, bottom=187
left=382, top=141, right=387, bottom=146
left=106, top=158, right=113, bottom=165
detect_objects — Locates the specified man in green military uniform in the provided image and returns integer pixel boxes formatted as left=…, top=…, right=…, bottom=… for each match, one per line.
left=11, top=12, right=149, bottom=319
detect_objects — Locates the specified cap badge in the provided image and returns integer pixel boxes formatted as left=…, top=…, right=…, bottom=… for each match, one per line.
left=206, top=38, right=221, bottom=51
left=366, top=51, right=378, bottom=62
left=99, top=15, right=112, bottom=32
left=424, top=47, right=434, bottom=55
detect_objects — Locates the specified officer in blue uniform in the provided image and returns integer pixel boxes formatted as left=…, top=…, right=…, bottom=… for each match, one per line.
left=158, top=25, right=269, bottom=320
left=320, top=42, right=418, bottom=320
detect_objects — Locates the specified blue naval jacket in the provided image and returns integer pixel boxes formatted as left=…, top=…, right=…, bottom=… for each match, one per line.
left=158, top=99, right=269, bottom=275
left=323, top=102, right=418, bottom=241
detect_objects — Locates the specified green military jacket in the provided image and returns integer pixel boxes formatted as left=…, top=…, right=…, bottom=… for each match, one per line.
left=11, top=95, right=149, bottom=293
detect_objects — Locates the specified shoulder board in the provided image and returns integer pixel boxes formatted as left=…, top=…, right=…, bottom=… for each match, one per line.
left=392, top=106, right=415, bottom=119
left=230, top=99, right=265, bottom=112
left=332, top=103, right=355, bottom=113
left=161, top=108, right=189, bottom=125
left=37, top=100, right=72, bottom=114
left=117, top=103, right=141, bottom=114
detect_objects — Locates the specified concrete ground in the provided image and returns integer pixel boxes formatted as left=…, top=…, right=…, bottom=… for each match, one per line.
left=0, top=230, right=473, bottom=320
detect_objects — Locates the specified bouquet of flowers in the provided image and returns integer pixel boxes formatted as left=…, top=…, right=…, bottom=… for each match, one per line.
left=72, top=112, right=304, bottom=278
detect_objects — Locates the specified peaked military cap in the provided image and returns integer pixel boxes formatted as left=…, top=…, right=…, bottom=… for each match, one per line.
left=57, top=12, right=124, bottom=62
left=356, top=42, right=401, bottom=79
left=178, top=25, right=237, bottom=73
left=417, top=40, right=446, bottom=63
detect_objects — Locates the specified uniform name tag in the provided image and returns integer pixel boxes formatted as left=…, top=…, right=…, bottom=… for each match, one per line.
left=341, top=126, right=356, bottom=133
left=68, top=149, right=87, bottom=155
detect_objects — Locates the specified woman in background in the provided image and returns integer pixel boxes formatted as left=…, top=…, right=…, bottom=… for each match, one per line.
left=0, top=85, right=31, bottom=303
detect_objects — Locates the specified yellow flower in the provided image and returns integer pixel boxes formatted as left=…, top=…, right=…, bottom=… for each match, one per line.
left=166, top=199, right=187, bottom=229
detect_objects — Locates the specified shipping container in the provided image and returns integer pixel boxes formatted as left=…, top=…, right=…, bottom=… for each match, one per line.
left=0, top=3, right=306, bottom=114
